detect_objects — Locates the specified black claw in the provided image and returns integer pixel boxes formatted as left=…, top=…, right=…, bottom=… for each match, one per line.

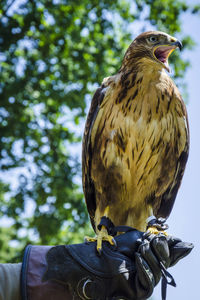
left=84, top=238, right=89, bottom=244
left=112, top=238, right=117, bottom=248
left=97, top=247, right=102, bottom=256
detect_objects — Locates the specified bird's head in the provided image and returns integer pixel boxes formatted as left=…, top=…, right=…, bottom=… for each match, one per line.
left=121, top=31, right=182, bottom=72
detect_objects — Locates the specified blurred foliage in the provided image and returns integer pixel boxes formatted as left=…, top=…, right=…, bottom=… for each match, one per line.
left=0, top=0, right=198, bottom=262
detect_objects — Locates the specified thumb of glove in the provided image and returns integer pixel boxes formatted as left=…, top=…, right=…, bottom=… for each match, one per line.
left=169, top=240, right=194, bottom=267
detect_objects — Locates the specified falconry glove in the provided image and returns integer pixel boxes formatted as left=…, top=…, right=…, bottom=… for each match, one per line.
left=42, top=229, right=193, bottom=300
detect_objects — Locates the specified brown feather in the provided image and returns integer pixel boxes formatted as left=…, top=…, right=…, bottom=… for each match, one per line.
left=82, top=31, right=189, bottom=232
left=82, top=84, right=108, bottom=230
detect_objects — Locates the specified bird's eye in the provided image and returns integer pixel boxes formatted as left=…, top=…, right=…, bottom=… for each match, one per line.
left=149, top=36, right=158, bottom=43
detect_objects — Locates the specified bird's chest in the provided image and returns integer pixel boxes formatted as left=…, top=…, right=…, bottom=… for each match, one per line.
left=93, top=80, right=184, bottom=188
left=95, top=81, right=175, bottom=157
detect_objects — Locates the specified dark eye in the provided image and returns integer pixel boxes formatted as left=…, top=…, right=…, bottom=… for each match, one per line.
left=149, top=36, right=158, bottom=43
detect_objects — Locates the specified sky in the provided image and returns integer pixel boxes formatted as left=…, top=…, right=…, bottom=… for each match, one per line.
left=152, top=6, right=200, bottom=300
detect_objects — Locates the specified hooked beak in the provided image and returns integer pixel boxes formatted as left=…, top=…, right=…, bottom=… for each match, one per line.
left=170, top=40, right=183, bottom=50
left=153, top=39, right=183, bottom=72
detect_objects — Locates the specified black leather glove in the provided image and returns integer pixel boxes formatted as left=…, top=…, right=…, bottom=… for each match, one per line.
left=43, top=229, right=193, bottom=300
left=136, top=233, right=193, bottom=299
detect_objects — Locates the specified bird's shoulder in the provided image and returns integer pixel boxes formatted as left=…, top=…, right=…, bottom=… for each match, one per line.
left=82, top=74, right=118, bottom=147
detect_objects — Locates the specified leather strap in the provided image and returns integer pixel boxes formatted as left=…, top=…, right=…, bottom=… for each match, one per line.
left=160, top=262, right=176, bottom=300
left=97, top=216, right=137, bottom=236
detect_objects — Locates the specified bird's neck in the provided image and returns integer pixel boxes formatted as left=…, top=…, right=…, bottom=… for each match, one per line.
left=119, top=57, right=165, bottom=80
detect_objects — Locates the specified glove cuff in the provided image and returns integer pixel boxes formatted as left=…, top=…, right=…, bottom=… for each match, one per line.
left=21, top=245, right=72, bottom=300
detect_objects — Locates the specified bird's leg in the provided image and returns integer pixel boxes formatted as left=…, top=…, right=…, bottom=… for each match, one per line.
left=146, top=217, right=168, bottom=236
left=96, top=224, right=116, bottom=253
left=96, top=206, right=117, bottom=253
left=85, top=206, right=116, bottom=254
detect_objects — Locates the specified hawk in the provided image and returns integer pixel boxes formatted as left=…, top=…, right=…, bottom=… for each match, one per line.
left=82, top=31, right=189, bottom=252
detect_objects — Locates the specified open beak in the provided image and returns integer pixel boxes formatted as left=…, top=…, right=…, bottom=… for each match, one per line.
left=153, top=39, right=182, bottom=72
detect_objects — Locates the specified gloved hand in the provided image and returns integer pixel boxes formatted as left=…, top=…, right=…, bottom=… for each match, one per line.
left=136, top=233, right=194, bottom=299
left=43, top=229, right=193, bottom=300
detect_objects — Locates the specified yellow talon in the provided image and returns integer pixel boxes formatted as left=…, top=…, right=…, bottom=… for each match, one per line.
left=84, top=236, right=98, bottom=243
left=96, top=225, right=115, bottom=253
left=147, top=226, right=168, bottom=236
left=85, top=225, right=116, bottom=254
left=85, top=206, right=116, bottom=253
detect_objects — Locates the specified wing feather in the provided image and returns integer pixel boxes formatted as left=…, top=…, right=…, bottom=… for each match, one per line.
left=82, top=84, right=106, bottom=231
left=156, top=97, right=189, bottom=219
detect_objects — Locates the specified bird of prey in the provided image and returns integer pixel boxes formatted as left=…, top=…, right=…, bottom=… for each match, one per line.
left=82, top=31, right=189, bottom=252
